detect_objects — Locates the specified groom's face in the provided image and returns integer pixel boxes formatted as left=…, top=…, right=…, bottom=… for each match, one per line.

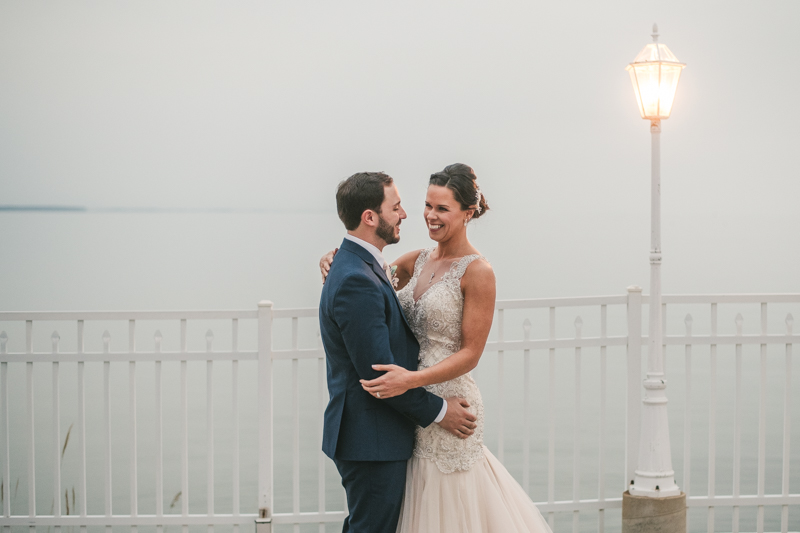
left=374, top=184, right=406, bottom=246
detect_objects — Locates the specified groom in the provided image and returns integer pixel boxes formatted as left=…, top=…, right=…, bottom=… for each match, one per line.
left=319, top=171, right=477, bottom=533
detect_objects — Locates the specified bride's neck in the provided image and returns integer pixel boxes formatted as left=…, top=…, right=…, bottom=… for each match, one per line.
left=434, top=231, right=471, bottom=259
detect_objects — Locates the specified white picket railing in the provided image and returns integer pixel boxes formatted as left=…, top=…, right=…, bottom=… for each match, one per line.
left=0, top=291, right=797, bottom=533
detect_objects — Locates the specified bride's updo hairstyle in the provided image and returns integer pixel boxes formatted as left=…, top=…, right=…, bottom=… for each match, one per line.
left=428, top=163, right=489, bottom=219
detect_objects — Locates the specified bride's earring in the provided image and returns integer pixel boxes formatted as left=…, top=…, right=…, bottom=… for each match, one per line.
left=464, top=217, right=470, bottom=227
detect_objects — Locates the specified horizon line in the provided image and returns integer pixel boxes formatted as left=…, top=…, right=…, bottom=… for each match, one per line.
left=0, top=205, right=328, bottom=214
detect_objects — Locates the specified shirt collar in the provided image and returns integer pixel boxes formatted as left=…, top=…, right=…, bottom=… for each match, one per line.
left=344, top=234, right=387, bottom=269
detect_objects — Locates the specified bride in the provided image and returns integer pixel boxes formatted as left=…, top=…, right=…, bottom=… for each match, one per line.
left=321, top=163, right=552, bottom=533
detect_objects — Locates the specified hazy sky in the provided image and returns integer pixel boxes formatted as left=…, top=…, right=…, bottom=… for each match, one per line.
left=1, top=1, right=798, bottom=301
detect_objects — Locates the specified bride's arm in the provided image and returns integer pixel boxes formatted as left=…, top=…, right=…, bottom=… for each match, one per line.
left=360, top=259, right=496, bottom=398
left=388, top=249, right=422, bottom=291
left=319, top=249, right=338, bottom=283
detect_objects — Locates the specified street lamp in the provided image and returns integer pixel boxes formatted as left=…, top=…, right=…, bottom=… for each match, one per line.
left=627, top=24, right=685, bottom=500
left=626, top=25, right=685, bottom=122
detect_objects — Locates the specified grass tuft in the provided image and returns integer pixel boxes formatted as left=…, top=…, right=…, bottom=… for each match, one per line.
left=169, top=491, right=181, bottom=510
left=61, top=424, right=74, bottom=461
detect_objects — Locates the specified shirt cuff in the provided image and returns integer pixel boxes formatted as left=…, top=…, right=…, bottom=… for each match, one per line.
left=433, top=397, right=447, bottom=424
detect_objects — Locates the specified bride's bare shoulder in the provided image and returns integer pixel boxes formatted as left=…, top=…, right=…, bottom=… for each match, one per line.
left=462, top=256, right=495, bottom=285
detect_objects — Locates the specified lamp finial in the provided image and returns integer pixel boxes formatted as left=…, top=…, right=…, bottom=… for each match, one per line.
left=652, top=23, right=659, bottom=42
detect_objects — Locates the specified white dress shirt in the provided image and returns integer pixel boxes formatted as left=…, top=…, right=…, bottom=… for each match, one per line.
left=344, top=233, right=448, bottom=424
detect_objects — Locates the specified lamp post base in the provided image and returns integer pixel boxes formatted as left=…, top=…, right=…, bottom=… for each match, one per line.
left=622, top=491, right=686, bottom=533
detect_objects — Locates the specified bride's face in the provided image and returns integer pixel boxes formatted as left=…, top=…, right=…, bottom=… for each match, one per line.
left=424, top=185, right=467, bottom=243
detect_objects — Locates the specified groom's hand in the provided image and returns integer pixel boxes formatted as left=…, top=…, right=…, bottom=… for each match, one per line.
left=437, top=397, right=477, bottom=439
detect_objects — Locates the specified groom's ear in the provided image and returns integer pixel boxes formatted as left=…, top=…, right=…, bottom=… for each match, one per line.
left=361, top=209, right=378, bottom=228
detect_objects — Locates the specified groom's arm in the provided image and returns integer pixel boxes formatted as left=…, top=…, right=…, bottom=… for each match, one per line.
left=333, top=272, right=443, bottom=428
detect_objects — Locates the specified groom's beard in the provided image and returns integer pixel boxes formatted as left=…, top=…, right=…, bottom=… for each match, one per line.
left=376, top=213, right=400, bottom=245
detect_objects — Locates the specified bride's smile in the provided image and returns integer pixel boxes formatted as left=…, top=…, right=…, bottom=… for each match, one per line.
left=424, top=185, right=469, bottom=243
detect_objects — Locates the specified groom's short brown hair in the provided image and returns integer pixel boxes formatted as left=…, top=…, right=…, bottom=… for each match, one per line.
left=336, top=172, right=393, bottom=230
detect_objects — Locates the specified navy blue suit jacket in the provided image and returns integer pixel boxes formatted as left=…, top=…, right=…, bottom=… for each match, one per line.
left=320, top=238, right=444, bottom=461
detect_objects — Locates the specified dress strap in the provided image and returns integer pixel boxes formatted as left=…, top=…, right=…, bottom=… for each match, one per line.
left=412, top=247, right=435, bottom=279
left=449, top=254, right=487, bottom=281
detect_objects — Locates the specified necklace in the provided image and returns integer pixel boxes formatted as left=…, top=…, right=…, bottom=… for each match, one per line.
left=427, top=258, right=453, bottom=284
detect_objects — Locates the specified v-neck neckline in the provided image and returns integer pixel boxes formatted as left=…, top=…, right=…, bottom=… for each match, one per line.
left=413, top=277, right=448, bottom=305
left=411, top=252, right=466, bottom=304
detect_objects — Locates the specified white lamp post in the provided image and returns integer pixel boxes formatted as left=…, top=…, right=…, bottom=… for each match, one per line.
left=626, top=24, right=685, bottom=499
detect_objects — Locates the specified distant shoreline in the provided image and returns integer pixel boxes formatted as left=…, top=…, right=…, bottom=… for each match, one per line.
left=0, top=205, right=327, bottom=214
left=0, top=205, right=87, bottom=212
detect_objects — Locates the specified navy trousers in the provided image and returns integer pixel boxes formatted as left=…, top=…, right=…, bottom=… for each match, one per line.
left=334, top=458, right=407, bottom=533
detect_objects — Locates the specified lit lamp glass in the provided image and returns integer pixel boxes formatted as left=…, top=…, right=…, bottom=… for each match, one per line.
left=626, top=26, right=685, bottom=120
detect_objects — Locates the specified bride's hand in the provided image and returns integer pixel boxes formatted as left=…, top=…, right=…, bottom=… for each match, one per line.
left=319, top=248, right=338, bottom=284
left=360, top=364, right=414, bottom=399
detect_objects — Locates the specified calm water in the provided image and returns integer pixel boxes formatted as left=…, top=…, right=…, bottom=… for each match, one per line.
left=1, top=210, right=798, bottom=532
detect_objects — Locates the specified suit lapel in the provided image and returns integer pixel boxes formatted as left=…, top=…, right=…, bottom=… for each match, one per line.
left=339, top=239, right=411, bottom=330
left=370, top=260, right=391, bottom=287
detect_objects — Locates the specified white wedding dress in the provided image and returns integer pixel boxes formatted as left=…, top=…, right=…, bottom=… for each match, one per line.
left=395, top=248, right=552, bottom=533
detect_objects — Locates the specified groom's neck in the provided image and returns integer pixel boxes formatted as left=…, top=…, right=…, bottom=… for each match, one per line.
left=347, top=229, right=387, bottom=252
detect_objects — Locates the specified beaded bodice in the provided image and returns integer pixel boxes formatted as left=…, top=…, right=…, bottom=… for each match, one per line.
left=397, top=247, right=487, bottom=473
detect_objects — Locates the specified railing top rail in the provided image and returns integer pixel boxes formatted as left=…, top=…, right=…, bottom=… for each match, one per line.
left=272, top=308, right=319, bottom=319
left=495, top=295, right=628, bottom=309
left=2, top=293, right=798, bottom=323
left=653, top=294, right=800, bottom=304
left=0, top=310, right=258, bottom=321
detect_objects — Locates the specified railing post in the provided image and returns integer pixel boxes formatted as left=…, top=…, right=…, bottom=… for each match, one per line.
left=625, top=286, right=642, bottom=490
left=256, top=301, right=273, bottom=533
